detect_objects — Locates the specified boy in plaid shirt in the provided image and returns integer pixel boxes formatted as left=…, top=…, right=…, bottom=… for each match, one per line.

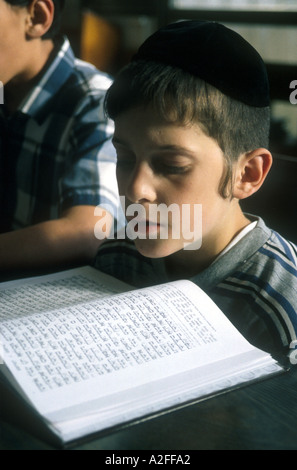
left=0, top=0, right=121, bottom=276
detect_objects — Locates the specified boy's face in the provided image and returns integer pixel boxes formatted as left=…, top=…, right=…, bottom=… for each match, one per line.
left=0, top=0, right=29, bottom=85
left=113, top=105, right=243, bottom=261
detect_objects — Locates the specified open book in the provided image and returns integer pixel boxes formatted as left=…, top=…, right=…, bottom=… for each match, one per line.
left=0, top=266, right=283, bottom=447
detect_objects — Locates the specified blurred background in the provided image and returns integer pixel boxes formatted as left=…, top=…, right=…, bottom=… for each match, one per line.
left=61, top=0, right=297, bottom=158
left=60, top=0, right=297, bottom=240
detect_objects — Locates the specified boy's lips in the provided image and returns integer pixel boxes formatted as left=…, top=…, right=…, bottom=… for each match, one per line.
left=139, top=221, right=160, bottom=233
left=126, top=218, right=164, bottom=236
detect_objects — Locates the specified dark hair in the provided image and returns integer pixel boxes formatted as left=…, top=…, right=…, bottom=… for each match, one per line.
left=105, top=60, right=271, bottom=198
left=5, top=0, right=66, bottom=39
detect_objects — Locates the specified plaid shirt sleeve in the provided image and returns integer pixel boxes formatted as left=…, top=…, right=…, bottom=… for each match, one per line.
left=59, top=64, right=120, bottom=216
left=0, top=38, right=123, bottom=231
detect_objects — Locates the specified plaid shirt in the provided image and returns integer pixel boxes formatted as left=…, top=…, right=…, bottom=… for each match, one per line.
left=0, top=37, right=121, bottom=232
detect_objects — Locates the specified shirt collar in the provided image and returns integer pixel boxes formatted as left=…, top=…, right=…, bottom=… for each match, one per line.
left=191, top=215, right=271, bottom=292
left=18, top=36, right=75, bottom=123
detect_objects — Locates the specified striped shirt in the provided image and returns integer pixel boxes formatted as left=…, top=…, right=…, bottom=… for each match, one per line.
left=93, top=216, right=297, bottom=362
left=0, top=37, right=121, bottom=232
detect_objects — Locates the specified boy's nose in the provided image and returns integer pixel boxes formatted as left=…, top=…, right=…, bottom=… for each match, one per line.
left=125, top=163, right=157, bottom=204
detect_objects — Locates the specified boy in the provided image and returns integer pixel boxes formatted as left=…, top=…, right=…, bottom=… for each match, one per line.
left=0, top=0, right=121, bottom=276
left=94, top=20, right=297, bottom=362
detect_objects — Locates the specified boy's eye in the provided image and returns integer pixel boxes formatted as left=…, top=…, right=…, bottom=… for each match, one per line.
left=153, top=160, right=191, bottom=175
left=116, top=152, right=192, bottom=175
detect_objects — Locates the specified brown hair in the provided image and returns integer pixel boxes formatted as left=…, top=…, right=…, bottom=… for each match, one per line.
left=105, top=60, right=271, bottom=197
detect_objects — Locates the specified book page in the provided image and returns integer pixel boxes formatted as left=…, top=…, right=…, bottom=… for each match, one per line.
left=0, top=266, right=130, bottom=321
left=0, top=278, right=271, bottom=422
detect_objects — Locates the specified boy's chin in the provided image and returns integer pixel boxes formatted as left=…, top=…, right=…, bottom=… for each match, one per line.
left=133, top=238, right=185, bottom=259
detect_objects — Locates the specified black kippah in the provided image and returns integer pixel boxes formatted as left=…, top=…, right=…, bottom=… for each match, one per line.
left=133, top=20, right=270, bottom=107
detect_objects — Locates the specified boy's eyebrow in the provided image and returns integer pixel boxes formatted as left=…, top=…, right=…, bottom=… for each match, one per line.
left=112, top=138, right=196, bottom=158
left=151, top=145, right=196, bottom=158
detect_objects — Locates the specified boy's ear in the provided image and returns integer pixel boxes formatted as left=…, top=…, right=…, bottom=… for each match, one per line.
left=26, top=0, right=54, bottom=39
left=233, top=148, right=273, bottom=200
